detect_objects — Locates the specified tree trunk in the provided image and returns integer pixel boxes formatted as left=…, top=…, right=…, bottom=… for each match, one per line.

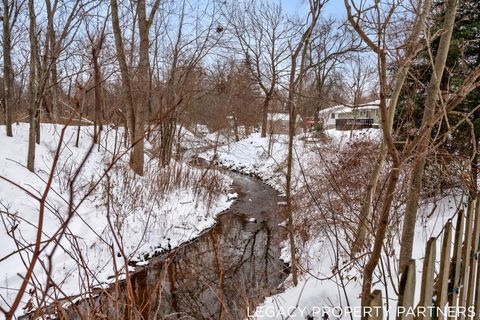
left=92, top=41, right=103, bottom=144
left=284, top=1, right=321, bottom=287
left=261, top=94, right=271, bottom=138
left=27, top=0, right=38, bottom=172
left=2, top=0, right=13, bottom=137
left=398, top=0, right=459, bottom=272
left=131, top=0, right=151, bottom=175
left=45, top=0, right=58, bottom=122
left=360, top=167, right=400, bottom=320
left=233, top=114, right=240, bottom=142
left=285, top=91, right=298, bottom=286
left=159, top=0, right=183, bottom=167
left=111, top=0, right=139, bottom=173
left=35, top=107, right=40, bottom=144
left=160, top=120, right=176, bottom=166
left=50, top=64, right=59, bottom=121
left=352, top=142, right=387, bottom=254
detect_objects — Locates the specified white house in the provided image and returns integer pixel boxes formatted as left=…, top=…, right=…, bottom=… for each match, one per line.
left=318, top=101, right=381, bottom=130
left=266, top=113, right=303, bottom=135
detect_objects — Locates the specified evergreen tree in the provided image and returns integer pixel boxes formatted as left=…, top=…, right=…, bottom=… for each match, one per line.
left=448, top=0, right=480, bottom=192
left=395, top=0, right=480, bottom=192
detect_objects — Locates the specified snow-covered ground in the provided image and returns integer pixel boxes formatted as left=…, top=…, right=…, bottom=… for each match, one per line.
left=201, top=129, right=381, bottom=193
left=0, top=123, right=234, bottom=315
left=201, top=132, right=310, bottom=194
left=253, top=196, right=462, bottom=320
left=202, top=128, right=463, bottom=320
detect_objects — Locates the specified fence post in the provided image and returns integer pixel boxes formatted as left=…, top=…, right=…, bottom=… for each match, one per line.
left=437, top=222, right=453, bottom=320
left=459, top=200, right=475, bottom=320
left=369, top=290, right=383, bottom=320
left=475, top=239, right=480, bottom=320
left=397, top=259, right=416, bottom=320
left=467, top=199, right=480, bottom=320
left=418, top=238, right=436, bottom=320
left=449, top=209, right=465, bottom=320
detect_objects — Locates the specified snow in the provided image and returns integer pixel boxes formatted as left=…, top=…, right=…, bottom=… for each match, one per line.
left=0, top=123, right=233, bottom=315
left=319, top=101, right=381, bottom=116
left=251, top=195, right=462, bottom=320
left=325, top=128, right=382, bottom=142
left=318, top=105, right=352, bottom=116
left=267, top=113, right=302, bottom=122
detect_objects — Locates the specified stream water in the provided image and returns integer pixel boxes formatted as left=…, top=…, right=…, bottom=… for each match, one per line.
left=52, top=172, right=288, bottom=320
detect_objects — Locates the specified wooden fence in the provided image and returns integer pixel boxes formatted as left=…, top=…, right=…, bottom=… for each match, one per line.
left=369, top=197, right=480, bottom=320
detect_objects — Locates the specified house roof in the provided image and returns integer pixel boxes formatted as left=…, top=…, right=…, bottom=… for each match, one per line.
left=355, top=100, right=381, bottom=110
left=318, top=100, right=381, bottom=115
left=318, top=105, right=351, bottom=115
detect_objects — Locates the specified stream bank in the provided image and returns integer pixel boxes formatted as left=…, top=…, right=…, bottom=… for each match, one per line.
left=24, top=171, right=288, bottom=320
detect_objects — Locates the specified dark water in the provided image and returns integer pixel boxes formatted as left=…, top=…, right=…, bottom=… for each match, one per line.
left=45, top=172, right=287, bottom=320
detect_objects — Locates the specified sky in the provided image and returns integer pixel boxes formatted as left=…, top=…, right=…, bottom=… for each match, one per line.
left=280, top=0, right=347, bottom=19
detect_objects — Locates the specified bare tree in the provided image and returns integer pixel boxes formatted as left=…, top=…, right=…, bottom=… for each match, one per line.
left=86, top=13, right=108, bottom=144
left=110, top=0, right=136, bottom=158
left=133, top=0, right=160, bottom=174
left=26, top=0, right=39, bottom=172
left=2, top=0, right=19, bottom=137
left=344, top=0, right=432, bottom=314
left=153, top=0, right=223, bottom=166
left=229, top=0, right=291, bottom=138
left=307, top=18, right=361, bottom=120
left=25, top=0, right=89, bottom=172
left=284, top=0, right=324, bottom=286
left=110, top=0, right=160, bottom=175
left=348, top=0, right=432, bottom=257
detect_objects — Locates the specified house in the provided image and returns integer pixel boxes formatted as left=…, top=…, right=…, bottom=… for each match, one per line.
left=266, top=113, right=303, bottom=135
left=318, top=101, right=381, bottom=130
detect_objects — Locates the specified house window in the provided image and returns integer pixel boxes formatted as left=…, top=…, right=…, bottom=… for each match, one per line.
left=331, top=113, right=335, bottom=119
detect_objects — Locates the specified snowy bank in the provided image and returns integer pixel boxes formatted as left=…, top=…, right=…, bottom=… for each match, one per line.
left=0, top=123, right=234, bottom=314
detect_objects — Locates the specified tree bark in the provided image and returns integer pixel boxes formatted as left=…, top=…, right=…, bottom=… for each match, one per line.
left=92, top=47, right=103, bottom=144
left=360, top=168, right=400, bottom=320
left=2, top=0, right=13, bottom=137
left=130, top=0, right=153, bottom=175
left=27, top=0, right=38, bottom=172
left=261, top=94, right=271, bottom=138
left=398, top=0, right=459, bottom=272
left=45, top=0, right=58, bottom=122
left=110, top=0, right=140, bottom=174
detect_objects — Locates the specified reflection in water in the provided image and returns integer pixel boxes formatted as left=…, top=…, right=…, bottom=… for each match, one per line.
left=56, top=173, right=287, bottom=319
left=155, top=215, right=285, bottom=319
